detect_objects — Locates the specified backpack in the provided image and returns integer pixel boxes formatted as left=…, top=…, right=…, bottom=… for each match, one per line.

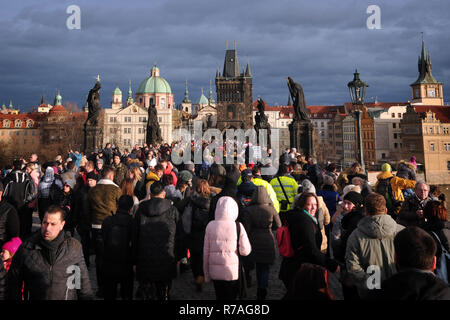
left=431, top=232, right=450, bottom=284
left=376, top=177, right=400, bottom=213
left=49, top=179, right=64, bottom=204
left=3, top=172, right=35, bottom=209
left=276, top=224, right=294, bottom=258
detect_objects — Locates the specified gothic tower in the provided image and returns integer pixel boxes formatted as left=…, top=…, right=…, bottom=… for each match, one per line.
left=215, top=43, right=253, bottom=131
left=411, top=35, right=444, bottom=106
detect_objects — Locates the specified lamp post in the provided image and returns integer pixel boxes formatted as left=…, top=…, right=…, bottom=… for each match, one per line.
left=347, top=69, right=368, bottom=174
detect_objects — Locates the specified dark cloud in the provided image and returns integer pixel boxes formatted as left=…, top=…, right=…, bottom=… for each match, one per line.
left=1, top=0, right=450, bottom=111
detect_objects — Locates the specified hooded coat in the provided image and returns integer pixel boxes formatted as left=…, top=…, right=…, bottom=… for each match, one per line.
left=132, top=198, right=181, bottom=282
left=345, top=214, right=404, bottom=297
left=396, top=161, right=417, bottom=181
left=203, top=196, right=251, bottom=282
left=241, top=186, right=281, bottom=264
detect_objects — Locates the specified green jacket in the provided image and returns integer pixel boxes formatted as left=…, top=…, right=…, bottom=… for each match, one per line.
left=345, top=214, right=404, bottom=298
left=269, top=175, right=299, bottom=212
left=87, top=179, right=122, bottom=226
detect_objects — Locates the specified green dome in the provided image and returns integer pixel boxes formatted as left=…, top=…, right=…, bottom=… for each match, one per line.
left=196, top=92, right=209, bottom=105
left=137, top=67, right=172, bottom=94
left=113, top=86, right=122, bottom=95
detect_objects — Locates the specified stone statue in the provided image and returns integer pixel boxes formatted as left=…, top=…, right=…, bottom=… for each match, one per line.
left=86, top=81, right=102, bottom=127
left=254, top=97, right=271, bottom=148
left=287, top=77, right=309, bottom=121
left=146, top=104, right=163, bottom=145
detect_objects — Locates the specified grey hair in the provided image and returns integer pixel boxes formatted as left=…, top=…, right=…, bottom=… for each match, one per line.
left=415, top=181, right=429, bottom=190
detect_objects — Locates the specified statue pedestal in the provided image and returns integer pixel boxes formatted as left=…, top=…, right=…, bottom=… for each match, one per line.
left=84, top=125, right=103, bottom=154
left=289, top=120, right=315, bottom=158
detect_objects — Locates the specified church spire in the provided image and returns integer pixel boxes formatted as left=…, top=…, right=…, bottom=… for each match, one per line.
left=222, top=41, right=240, bottom=78
left=183, top=80, right=191, bottom=103
left=412, top=33, right=438, bottom=85
left=208, top=79, right=215, bottom=104
left=127, top=80, right=134, bottom=105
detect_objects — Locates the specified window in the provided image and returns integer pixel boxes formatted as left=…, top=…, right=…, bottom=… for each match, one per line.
left=429, top=127, right=433, bottom=134
left=391, top=113, right=395, bottom=118
left=124, top=128, right=131, bottom=134
left=15, top=120, right=21, bottom=128
left=158, top=117, right=162, bottom=122
left=430, top=143, right=435, bottom=151
left=393, top=133, right=398, bottom=139
left=393, top=123, right=396, bottom=129
left=321, top=122, right=324, bottom=128
left=394, top=143, right=398, bottom=148
left=445, top=144, right=448, bottom=151
left=398, top=113, right=402, bottom=118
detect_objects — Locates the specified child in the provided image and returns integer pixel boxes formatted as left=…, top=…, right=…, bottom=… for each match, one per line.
left=2, top=237, right=22, bottom=272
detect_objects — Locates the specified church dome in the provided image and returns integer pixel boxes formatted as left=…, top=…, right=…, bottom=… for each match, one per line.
left=113, top=86, right=122, bottom=95
left=195, top=89, right=209, bottom=105
left=136, top=66, right=172, bottom=94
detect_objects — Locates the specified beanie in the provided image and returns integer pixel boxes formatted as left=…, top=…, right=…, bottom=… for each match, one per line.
left=301, top=179, right=316, bottom=195
left=2, top=237, right=22, bottom=255
left=381, top=163, right=392, bottom=172
left=179, top=170, right=193, bottom=183
left=344, top=191, right=364, bottom=208
left=323, top=175, right=334, bottom=186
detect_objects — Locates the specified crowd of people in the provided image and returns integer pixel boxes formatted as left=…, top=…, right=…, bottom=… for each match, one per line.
left=0, top=141, right=449, bottom=301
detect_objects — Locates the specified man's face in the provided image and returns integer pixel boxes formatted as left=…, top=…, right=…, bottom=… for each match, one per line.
left=113, top=156, right=120, bottom=165
left=41, top=213, right=65, bottom=241
left=415, top=184, right=429, bottom=200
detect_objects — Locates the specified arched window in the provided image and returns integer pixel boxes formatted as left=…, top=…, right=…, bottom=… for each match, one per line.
left=227, top=104, right=235, bottom=119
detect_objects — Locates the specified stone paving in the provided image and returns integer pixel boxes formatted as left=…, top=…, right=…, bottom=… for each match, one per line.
left=32, top=212, right=344, bottom=300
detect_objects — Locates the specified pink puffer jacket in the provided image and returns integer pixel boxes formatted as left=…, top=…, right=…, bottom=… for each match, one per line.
left=203, top=196, right=251, bottom=282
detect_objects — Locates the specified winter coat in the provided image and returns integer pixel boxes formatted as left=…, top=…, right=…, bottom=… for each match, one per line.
left=369, top=270, right=450, bottom=300
left=345, top=214, right=404, bottom=297
left=209, top=174, right=241, bottom=222
left=374, top=171, right=416, bottom=204
left=270, top=175, right=299, bottom=212
left=6, top=231, right=92, bottom=300
left=203, top=196, right=251, bottom=282
left=0, top=200, right=20, bottom=248
left=332, top=207, right=365, bottom=263
left=279, top=208, right=339, bottom=286
left=101, top=209, right=133, bottom=277
left=187, top=192, right=211, bottom=255
left=132, top=198, right=181, bottom=282
left=397, top=195, right=432, bottom=227
left=72, top=184, right=90, bottom=233
left=396, top=161, right=417, bottom=181
left=0, top=261, right=5, bottom=300
left=317, top=186, right=341, bottom=217
left=87, top=179, right=122, bottom=226
left=165, top=185, right=183, bottom=202
left=241, top=186, right=281, bottom=264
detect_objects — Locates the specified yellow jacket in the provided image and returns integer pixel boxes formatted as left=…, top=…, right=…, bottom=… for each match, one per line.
left=252, top=177, right=280, bottom=213
left=269, top=175, right=299, bottom=212
left=374, top=171, right=416, bottom=203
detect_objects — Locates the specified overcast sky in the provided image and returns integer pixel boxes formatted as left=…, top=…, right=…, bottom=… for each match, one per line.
left=1, top=0, right=449, bottom=112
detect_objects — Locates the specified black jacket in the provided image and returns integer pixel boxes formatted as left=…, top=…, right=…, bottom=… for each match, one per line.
left=398, top=195, right=431, bottom=227
left=102, top=209, right=133, bottom=276
left=0, top=261, right=5, bottom=300
left=132, top=198, right=181, bottom=282
left=335, top=208, right=365, bottom=262
left=187, top=193, right=211, bottom=254
left=0, top=200, right=20, bottom=247
left=369, top=269, right=450, bottom=300
left=2, top=170, right=36, bottom=210
left=6, top=231, right=93, bottom=300
left=72, top=184, right=90, bottom=233
left=279, top=208, right=338, bottom=284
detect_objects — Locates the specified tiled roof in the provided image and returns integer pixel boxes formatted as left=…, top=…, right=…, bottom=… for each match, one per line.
left=0, top=113, right=40, bottom=129
left=414, top=105, right=450, bottom=123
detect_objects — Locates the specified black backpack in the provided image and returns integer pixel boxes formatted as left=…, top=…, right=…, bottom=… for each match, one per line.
left=376, top=177, right=401, bottom=212
left=3, top=172, right=35, bottom=209
left=49, top=179, right=64, bottom=205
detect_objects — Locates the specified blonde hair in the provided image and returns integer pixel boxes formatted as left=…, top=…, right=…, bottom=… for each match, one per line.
left=128, top=167, right=142, bottom=182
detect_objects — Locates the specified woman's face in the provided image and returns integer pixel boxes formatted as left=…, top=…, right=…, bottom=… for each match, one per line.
left=343, top=200, right=355, bottom=213
left=304, top=196, right=318, bottom=217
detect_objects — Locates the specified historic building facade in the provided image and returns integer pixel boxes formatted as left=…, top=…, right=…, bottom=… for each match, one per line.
left=215, top=47, right=253, bottom=131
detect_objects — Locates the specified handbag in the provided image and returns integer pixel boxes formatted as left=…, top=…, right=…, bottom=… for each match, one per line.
left=236, top=221, right=247, bottom=299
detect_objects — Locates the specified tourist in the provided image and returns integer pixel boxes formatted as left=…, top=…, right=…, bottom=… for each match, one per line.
left=398, top=181, right=432, bottom=227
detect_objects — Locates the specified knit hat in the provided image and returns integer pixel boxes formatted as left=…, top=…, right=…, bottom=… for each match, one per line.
left=86, top=171, right=99, bottom=181
left=301, top=179, right=316, bottom=195
left=344, top=191, right=364, bottom=208
left=64, top=179, right=75, bottom=189
left=179, top=170, right=193, bottom=183
left=323, top=175, right=334, bottom=186
left=2, top=237, right=22, bottom=255
left=381, top=163, right=392, bottom=172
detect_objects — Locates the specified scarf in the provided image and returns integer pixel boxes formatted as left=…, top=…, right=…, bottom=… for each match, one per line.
left=40, top=231, right=65, bottom=266
left=303, top=209, right=318, bottom=225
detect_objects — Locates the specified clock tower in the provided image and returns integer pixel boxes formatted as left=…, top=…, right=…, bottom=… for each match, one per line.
left=215, top=43, right=253, bottom=131
left=411, top=35, right=444, bottom=106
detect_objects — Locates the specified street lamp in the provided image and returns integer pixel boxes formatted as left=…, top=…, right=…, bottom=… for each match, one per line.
left=347, top=69, right=368, bottom=174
